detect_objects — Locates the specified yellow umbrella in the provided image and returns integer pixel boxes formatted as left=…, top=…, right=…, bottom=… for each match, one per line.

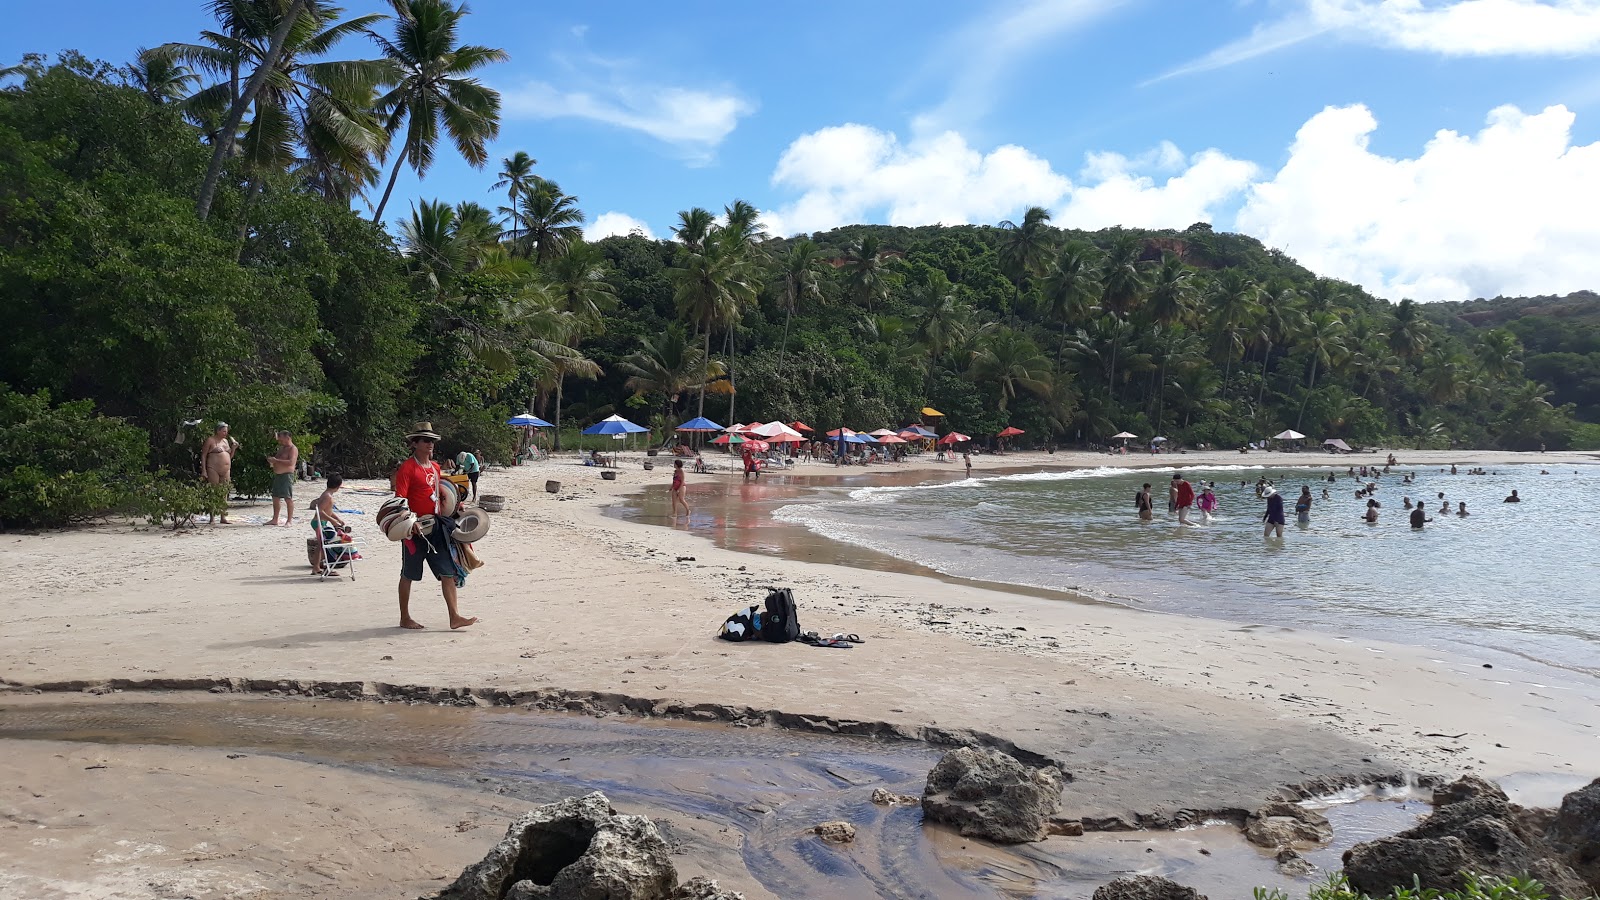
left=921, top=407, right=945, bottom=417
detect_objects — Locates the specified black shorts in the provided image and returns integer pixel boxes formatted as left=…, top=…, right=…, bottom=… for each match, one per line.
left=401, top=519, right=460, bottom=582
left=468, top=471, right=480, bottom=487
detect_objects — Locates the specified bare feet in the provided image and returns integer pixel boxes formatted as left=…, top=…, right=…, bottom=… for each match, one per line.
left=400, top=619, right=425, bottom=630
left=266, top=520, right=280, bottom=527
left=449, top=616, right=479, bottom=630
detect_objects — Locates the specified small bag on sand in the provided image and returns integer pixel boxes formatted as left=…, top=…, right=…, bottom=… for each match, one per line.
left=716, top=589, right=802, bottom=643
left=717, top=605, right=761, bottom=642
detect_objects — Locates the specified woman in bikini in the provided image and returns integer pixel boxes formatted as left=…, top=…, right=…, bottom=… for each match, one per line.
left=200, top=422, right=239, bottom=524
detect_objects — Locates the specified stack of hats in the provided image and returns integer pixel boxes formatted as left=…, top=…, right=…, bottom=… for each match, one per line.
left=376, top=497, right=416, bottom=541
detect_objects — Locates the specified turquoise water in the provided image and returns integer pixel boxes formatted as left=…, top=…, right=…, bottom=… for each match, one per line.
left=774, top=463, right=1600, bottom=677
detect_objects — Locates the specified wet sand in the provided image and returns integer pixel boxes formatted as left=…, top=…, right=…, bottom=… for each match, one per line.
left=2, top=448, right=1597, bottom=896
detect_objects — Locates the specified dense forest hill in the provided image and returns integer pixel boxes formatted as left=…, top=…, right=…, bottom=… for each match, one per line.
left=1424, top=293, right=1600, bottom=424
left=1, top=28, right=1594, bottom=523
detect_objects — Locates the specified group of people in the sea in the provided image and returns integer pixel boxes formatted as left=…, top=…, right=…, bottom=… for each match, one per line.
left=1137, top=459, right=1531, bottom=538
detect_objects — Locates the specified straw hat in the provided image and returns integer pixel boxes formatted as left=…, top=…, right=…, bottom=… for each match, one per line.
left=376, top=497, right=417, bottom=541
left=406, top=421, right=442, bottom=440
left=437, top=479, right=459, bottom=517
left=453, top=506, right=490, bottom=543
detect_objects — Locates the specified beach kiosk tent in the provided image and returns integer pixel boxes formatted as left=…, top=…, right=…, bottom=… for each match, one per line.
left=1323, top=438, right=1353, bottom=453
left=1273, top=429, right=1307, bottom=451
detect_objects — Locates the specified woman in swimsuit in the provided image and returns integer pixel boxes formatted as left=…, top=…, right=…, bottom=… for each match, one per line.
left=200, top=422, right=239, bottom=524
left=1198, top=486, right=1218, bottom=523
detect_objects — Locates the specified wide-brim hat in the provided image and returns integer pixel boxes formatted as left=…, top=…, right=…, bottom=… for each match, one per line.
left=437, top=480, right=459, bottom=517
left=453, top=506, right=490, bottom=543
left=406, top=421, right=442, bottom=440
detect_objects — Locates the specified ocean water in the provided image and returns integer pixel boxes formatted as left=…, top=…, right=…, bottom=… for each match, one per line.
left=773, top=463, right=1600, bottom=677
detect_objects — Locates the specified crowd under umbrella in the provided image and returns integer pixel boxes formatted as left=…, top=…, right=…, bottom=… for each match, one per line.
left=997, top=425, right=1024, bottom=452
left=1273, top=429, right=1307, bottom=450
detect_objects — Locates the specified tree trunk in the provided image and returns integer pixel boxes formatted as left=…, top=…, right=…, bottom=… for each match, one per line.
left=1256, top=340, right=1272, bottom=424
left=776, top=307, right=792, bottom=380
left=197, top=0, right=306, bottom=221
left=724, top=328, right=737, bottom=426
left=696, top=326, right=710, bottom=418
left=1295, top=358, right=1319, bottom=431
left=553, top=376, right=564, bottom=451
left=372, top=142, right=409, bottom=223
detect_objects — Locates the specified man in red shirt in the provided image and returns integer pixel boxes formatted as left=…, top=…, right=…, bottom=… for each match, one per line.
left=395, top=422, right=476, bottom=630
left=1174, top=473, right=1196, bottom=526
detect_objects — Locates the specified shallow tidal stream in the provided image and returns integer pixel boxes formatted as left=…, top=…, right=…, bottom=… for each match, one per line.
left=0, top=697, right=1453, bottom=898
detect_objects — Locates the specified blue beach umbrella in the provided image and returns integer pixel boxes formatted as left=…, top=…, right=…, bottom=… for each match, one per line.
left=506, top=413, right=553, bottom=427
left=582, top=415, right=649, bottom=435
left=675, top=416, right=724, bottom=432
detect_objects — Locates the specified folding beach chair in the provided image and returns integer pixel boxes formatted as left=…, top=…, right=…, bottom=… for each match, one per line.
left=308, top=510, right=363, bottom=581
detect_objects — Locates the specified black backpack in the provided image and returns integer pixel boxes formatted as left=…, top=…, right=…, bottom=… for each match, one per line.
left=759, top=588, right=801, bottom=643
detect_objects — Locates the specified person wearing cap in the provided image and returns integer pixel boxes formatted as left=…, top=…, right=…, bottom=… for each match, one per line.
left=200, top=422, right=239, bottom=524
left=394, top=422, right=477, bottom=630
left=456, top=449, right=482, bottom=502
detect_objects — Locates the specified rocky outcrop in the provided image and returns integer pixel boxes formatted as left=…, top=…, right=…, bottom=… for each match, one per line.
left=1547, top=778, right=1600, bottom=889
left=1091, top=875, right=1208, bottom=900
left=812, top=821, right=855, bottom=844
left=669, top=877, right=745, bottom=900
left=429, top=792, right=677, bottom=900
left=1343, top=776, right=1595, bottom=899
left=922, top=746, right=1064, bottom=843
left=1432, top=773, right=1508, bottom=808
left=1244, top=801, right=1333, bottom=850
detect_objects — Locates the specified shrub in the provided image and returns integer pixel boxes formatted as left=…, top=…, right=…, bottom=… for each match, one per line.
left=0, top=387, right=149, bottom=528
left=129, top=477, right=230, bottom=530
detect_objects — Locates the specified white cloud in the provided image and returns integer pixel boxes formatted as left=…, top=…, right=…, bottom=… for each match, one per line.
left=761, top=125, right=1252, bottom=237
left=1160, top=0, right=1600, bottom=80
left=585, top=211, right=655, bottom=241
left=1236, top=102, right=1600, bottom=301
left=503, top=80, right=754, bottom=158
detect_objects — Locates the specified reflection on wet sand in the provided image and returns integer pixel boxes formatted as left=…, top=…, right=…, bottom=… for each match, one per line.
left=0, top=696, right=1408, bottom=898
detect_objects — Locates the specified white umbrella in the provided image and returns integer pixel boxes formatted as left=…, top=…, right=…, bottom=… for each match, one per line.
left=1274, top=429, right=1306, bottom=441
left=749, top=421, right=803, bottom=440
left=1112, top=431, right=1138, bottom=439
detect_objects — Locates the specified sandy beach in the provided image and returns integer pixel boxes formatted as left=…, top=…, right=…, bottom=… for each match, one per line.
left=3, top=447, right=1597, bottom=897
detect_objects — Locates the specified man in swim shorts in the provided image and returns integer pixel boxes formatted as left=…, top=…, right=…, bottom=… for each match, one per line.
left=1174, top=474, right=1195, bottom=525
left=266, top=430, right=298, bottom=526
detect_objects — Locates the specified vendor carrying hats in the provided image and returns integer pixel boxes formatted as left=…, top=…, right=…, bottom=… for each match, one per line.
left=394, top=422, right=478, bottom=631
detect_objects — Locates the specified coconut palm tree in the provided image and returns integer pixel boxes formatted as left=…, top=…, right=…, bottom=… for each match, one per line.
left=672, top=207, right=715, bottom=253
left=1036, top=242, right=1102, bottom=367
left=451, top=201, right=499, bottom=257
left=1251, top=281, right=1304, bottom=420
left=162, top=0, right=389, bottom=211
left=490, top=150, right=536, bottom=244
left=913, top=272, right=970, bottom=367
left=770, top=239, right=823, bottom=379
left=1388, top=298, right=1430, bottom=362
left=997, top=205, right=1054, bottom=298
left=1294, top=311, right=1348, bottom=430
left=368, top=0, right=507, bottom=222
left=129, top=47, right=200, bottom=103
left=1475, top=328, right=1523, bottom=380
left=720, top=199, right=768, bottom=256
left=1097, top=232, right=1146, bottom=401
left=509, top=177, right=584, bottom=263
left=399, top=198, right=466, bottom=294
left=1144, top=252, right=1197, bottom=425
left=670, top=237, right=756, bottom=418
left=971, top=328, right=1052, bottom=412
left=842, top=234, right=890, bottom=311
left=1206, top=268, right=1261, bottom=402
left=620, top=323, right=722, bottom=420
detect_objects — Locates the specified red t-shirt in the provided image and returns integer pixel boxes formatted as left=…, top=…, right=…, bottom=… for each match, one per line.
left=1176, top=480, right=1196, bottom=507
left=395, top=457, right=440, bottom=515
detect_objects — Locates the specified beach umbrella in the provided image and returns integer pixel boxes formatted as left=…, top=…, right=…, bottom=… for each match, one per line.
left=676, top=416, right=724, bottom=432
left=1151, top=436, right=1168, bottom=443
left=938, top=432, right=971, bottom=445
left=825, top=427, right=856, bottom=438
left=1111, top=431, right=1138, bottom=439
left=877, top=434, right=908, bottom=444
left=921, top=407, right=945, bottom=417
left=789, top=421, right=814, bottom=432
left=711, top=433, right=745, bottom=445
left=868, top=428, right=899, bottom=437
left=583, top=415, right=649, bottom=435
left=743, top=439, right=770, bottom=453
left=1273, top=429, right=1306, bottom=441
left=506, top=413, right=553, bottom=427
left=997, top=426, right=1025, bottom=437
left=750, top=421, right=803, bottom=440
left=1324, top=438, right=1352, bottom=452
left=763, top=431, right=806, bottom=443
left=845, top=433, right=877, bottom=444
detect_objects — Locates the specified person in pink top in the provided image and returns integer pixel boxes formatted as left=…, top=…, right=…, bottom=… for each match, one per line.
left=1197, top=484, right=1219, bottom=524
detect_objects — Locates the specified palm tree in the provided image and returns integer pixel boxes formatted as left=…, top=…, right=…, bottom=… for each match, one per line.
left=1421, top=346, right=1472, bottom=404
left=1294, top=311, right=1348, bottom=430
left=490, top=150, right=536, bottom=244
left=1097, top=232, right=1146, bottom=401
left=129, top=47, right=199, bottom=103
left=368, top=0, right=507, bottom=222
left=451, top=201, right=499, bottom=257
left=770, top=239, right=823, bottom=378
left=163, top=0, right=389, bottom=213
left=721, top=199, right=768, bottom=254
left=997, top=205, right=1054, bottom=299
left=842, top=234, right=889, bottom=311
left=971, top=328, right=1051, bottom=412
left=400, top=198, right=466, bottom=294
left=620, top=324, right=722, bottom=420
left=191, top=0, right=312, bottom=220
left=913, top=272, right=970, bottom=367
left=672, top=207, right=715, bottom=253
left=542, top=239, right=616, bottom=446
left=1036, top=241, right=1101, bottom=366
left=1388, top=298, right=1429, bottom=362
left=1206, top=269, right=1261, bottom=402
left=1475, top=328, right=1523, bottom=380
left=1144, top=252, right=1197, bottom=427
left=670, top=239, right=756, bottom=418
left=1251, top=281, right=1304, bottom=420
left=508, top=177, right=585, bottom=263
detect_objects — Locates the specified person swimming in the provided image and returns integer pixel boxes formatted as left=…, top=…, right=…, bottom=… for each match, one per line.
left=1410, top=505, right=1431, bottom=529
left=1403, top=496, right=1413, bottom=509
left=1457, top=501, right=1469, bottom=517
left=1362, top=498, right=1380, bottom=523
left=1504, top=490, right=1521, bottom=503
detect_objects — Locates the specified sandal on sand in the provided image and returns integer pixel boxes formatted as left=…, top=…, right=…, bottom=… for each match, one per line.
left=814, top=638, right=853, bottom=649
left=799, top=632, right=822, bottom=646
left=844, top=634, right=864, bottom=644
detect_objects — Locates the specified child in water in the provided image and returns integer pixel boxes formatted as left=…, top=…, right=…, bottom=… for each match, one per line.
left=1198, top=485, right=1218, bottom=523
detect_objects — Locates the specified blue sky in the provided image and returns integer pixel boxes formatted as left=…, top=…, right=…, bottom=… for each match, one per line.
left=6, top=0, right=1600, bottom=301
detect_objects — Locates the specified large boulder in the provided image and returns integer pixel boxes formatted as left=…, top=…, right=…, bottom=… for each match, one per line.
left=1432, top=773, right=1509, bottom=808
left=1547, top=777, right=1600, bottom=890
left=431, top=792, right=677, bottom=900
left=922, top=747, right=1065, bottom=843
left=1342, top=776, right=1592, bottom=899
left=1091, top=875, right=1208, bottom=900
left=669, top=878, right=745, bottom=900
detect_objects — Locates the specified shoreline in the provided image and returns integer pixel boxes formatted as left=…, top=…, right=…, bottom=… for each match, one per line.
left=2, top=448, right=1597, bottom=895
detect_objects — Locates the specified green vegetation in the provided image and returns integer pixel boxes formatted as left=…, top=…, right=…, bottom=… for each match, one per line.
left=1255, top=872, right=1551, bottom=900
left=1, top=1, right=1594, bottom=525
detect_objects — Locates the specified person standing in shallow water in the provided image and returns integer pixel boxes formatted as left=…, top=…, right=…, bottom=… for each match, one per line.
left=1135, top=483, right=1154, bottom=523
left=1295, top=486, right=1313, bottom=524
left=1262, top=488, right=1286, bottom=539
left=670, top=460, right=690, bottom=519
left=1198, top=485, right=1218, bottom=523
left=1173, top=474, right=1195, bottom=525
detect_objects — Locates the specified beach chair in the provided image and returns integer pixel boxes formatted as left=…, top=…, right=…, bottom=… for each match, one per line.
left=308, top=510, right=362, bottom=581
